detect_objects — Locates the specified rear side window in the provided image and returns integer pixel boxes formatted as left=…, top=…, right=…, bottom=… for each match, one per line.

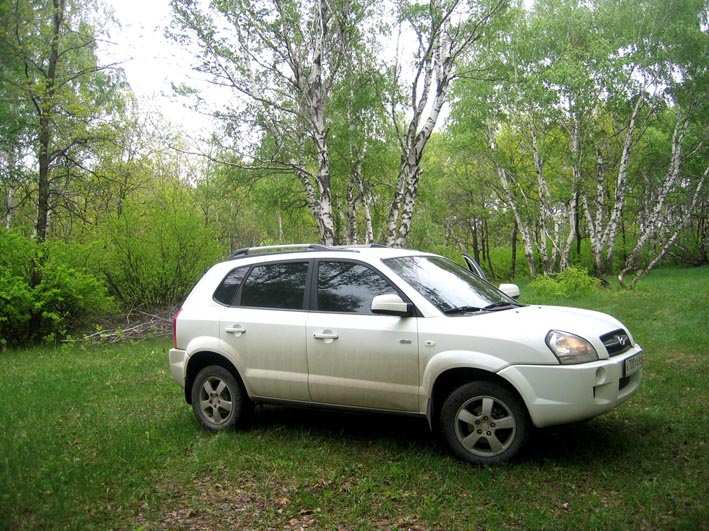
left=316, top=261, right=396, bottom=314
left=241, top=261, right=308, bottom=310
left=213, top=266, right=249, bottom=306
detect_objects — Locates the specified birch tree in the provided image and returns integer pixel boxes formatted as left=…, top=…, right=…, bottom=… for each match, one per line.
left=581, top=96, right=644, bottom=274
left=384, top=0, right=507, bottom=247
left=328, top=50, right=388, bottom=244
left=171, top=0, right=369, bottom=245
left=618, top=113, right=707, bottom=288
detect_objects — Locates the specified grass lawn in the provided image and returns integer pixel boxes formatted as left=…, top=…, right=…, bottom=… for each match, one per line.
left=1, top=266, right=708, bottom=530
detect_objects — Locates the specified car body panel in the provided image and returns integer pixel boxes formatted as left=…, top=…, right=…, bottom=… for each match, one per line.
left=305, top=311, right=419, bottom=411
left=220, top=307, right=310, bottom=401
left=499, top=345, right=643, bottom=427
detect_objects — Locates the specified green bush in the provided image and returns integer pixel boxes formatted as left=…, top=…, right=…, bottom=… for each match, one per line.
left=0, top=270, right=34, bottom=344
left=97, top=183, right=224, bottom=307
left=528, top=267, right=601, bottom=297
left=32, top=263, right=115, bottom=342
left=0, top=231, right=115, bottom=346
left=0, top=229, right=37, bottom=278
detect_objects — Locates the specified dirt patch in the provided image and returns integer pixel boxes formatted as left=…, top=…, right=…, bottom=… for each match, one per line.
left=139, top=475, right=269, bottom=529
left=138, top=473, right=321, bottom=530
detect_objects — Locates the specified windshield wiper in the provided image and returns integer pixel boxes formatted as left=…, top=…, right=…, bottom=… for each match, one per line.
left=483, top=301, right=520, bottom=311
left=443, top=305, right=484, bottom=315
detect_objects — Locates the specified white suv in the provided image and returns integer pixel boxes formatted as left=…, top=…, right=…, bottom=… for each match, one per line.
left=169, top=244, right=642, bottom=464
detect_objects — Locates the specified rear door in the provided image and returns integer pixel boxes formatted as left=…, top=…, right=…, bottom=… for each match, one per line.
left=218, top=260, right=311, bottom=401
left=305, top=260, right=419, bottom=412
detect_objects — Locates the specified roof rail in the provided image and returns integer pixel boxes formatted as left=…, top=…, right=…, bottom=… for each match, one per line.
left=228, top=243, right=357, bottom=259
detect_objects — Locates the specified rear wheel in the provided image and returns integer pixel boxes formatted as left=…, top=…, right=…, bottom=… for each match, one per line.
left=440, top=381, right=528, bottom=465
left=191, top=366, right=245, bottom=431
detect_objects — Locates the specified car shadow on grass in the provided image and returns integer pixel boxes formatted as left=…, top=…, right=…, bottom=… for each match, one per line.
left=244, top=404, right=657, bottom=465
left=522, top=417, right=657, bottom=465
left=249, top=404, right=441, bottom=453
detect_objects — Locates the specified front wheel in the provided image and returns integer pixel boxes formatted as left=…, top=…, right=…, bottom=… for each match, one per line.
left=191, top=365, right=246, bottom=431
left=439, top=381, right=529, bottom=465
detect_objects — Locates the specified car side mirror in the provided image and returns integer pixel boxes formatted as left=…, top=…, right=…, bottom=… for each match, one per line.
left=371, top=294, right=413, bottom=317
left=498, top=283, right=520, bottom=300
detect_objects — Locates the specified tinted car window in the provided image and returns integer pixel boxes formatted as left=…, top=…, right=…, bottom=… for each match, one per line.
left=317, top=261, right=395, bottom=314
left=241, top=261, right=308, bottom=310
left=213, top=266, right=249, bottom=306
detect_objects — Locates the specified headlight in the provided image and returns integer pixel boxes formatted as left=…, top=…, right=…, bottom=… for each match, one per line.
left=546, top=330, right=598, bottom=364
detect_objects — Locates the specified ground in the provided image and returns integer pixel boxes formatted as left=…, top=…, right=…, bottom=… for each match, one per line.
left=1, top=267, right=708, bottom=530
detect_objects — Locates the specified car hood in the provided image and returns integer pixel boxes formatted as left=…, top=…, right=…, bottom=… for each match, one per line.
left=496, top=305, right=627, bottom=341
left=426, top=304, right=631, bottom=365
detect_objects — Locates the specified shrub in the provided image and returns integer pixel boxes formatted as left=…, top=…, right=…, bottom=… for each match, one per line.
left=0, top=270, right=34, bottom=345
left=528, top=267, right=600, bottom=297
left=32, top=263, right=115, bottom=342
left=0, top=230, right=115, bottom=346
left=0, top=230, right=37, bottom=278
left=97, top=184, right=224, bottom=307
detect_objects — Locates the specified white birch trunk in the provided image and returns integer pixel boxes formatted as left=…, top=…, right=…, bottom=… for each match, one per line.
left=492, top=144, right=536, bottom=276
left=602, top=96, right=642, bottom=265
left=623, top=166, right=706, bottom=287
left=345, top=179, right=357, bottom=245
left=618, top=115, right=691, bottom=285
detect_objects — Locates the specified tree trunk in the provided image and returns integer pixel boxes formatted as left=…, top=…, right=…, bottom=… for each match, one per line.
left=483, top=218, right=495, bottom=279
left=560, top=196, right=577, bottom=269
left=34, top=0, right=65, bottom=242
left=618, top=117, right=694, bottom=286
left=624, top=169, right=705, bottom=288
left=345, top=179, right=357, bottom=244
left=603, top=96, right=642, bottom=266
left=3, top=149, right=16, bottom=229
left=575, top=191, right=581, bottom=256
left=531, top=127, right=552, bottom=274
left=360, top=185, right=374, bottom=244
left=471, top=219, right=481, bottom=263
left=3, top=186, right=11, bottom=229
left=510, top=221, right=517, bottom=279
left=384, top=168, right=406, bottom=245
left=562, top=111, right=582, bottom=271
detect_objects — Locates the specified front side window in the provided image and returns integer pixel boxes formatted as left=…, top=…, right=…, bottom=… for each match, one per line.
left=240, top=261, right=308, bottom=310
left=317, top=261, right=396, bottom=314
left=384, top=256, right=515, bottom=314
left=213, top=266, right=249, bottom=306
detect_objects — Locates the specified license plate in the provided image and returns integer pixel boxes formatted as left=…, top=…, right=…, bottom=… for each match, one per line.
left=624, top=352, right=643, bottom=377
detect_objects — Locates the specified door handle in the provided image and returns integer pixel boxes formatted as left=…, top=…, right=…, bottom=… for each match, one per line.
left=313, top=330, right=339, bottom=341
left=225, top=325, right=246, bottom=336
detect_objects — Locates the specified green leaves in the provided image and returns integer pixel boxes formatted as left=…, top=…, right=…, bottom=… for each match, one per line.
left=0, top=230, right=115, bottom=346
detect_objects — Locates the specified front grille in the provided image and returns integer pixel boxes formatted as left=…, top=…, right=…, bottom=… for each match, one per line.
left=600, top=329, right=632, bottom=357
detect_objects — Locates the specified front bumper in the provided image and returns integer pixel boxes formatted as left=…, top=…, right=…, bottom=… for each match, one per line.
left=498, top=346, right=642, bottom=428
left=168, top=348, right=187, bottom=387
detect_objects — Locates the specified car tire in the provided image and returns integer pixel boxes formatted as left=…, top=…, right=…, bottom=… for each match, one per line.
left=439, top=381, right=528, bottom=465
left=191, top=365, right=246, bottom=432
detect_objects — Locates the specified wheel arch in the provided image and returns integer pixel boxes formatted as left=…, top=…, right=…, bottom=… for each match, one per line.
left=426, top=366, right=529, bottom=430
left=184, top=351, right=249, bottom=404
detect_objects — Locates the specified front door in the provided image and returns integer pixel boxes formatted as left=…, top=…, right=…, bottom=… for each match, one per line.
left=306, top=260, right=419, bottom=412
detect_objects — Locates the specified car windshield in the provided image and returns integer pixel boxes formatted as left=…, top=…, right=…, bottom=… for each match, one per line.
left=383, top=255, right=516, bottom=314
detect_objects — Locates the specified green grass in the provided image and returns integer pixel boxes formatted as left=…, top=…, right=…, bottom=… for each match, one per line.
left=1, top=267, right=708, bottom=530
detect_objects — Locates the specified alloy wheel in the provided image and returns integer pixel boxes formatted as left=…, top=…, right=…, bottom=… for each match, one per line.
left=454, top=395, right=517, bottom=457
left=198, top=376, right=233, bottom=425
